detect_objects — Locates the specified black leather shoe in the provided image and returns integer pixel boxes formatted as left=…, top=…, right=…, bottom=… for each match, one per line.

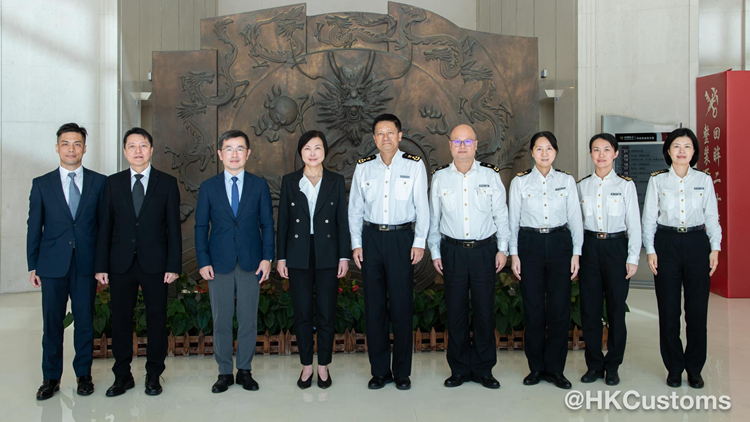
left=367, top=374, right=393, bottom=389
left=605, top=370, right=620, bottom=386
left=297, top=370, right=312, bottom=389
left=472, top=375, right=500, bottom=389
left=76, top=376, right=95, bottom=396
left=236, top=369, right=259, bottom=391
left=666, top=372, right=682, bottom=388
left=444, top=374, right=469, bottom=387
left=144, top=374, right=162, bottom=396
left=523, top=371, right=543, bottom=385
left=317, top=370, right=332, bottom=389
left=545, top=372, right=572, bottom=389
left=106, top=374, right=135, bottom=397
left=212, top=374, right=234, bottom=393
left=581, top=370, right=604, bottom=383
left=395, top=377, right=411, bottom=390
left=36, top=379, right=60, bottom=400
left=687, top=373, right=704, bottom=389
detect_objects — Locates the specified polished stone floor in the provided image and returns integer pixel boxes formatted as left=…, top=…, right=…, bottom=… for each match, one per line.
left=0, top=289, right=748, bottom=421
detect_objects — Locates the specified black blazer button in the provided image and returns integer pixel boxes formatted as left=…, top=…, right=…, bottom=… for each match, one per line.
left=327, top=234, right=331, bottom=238
left=135, top=223, right=139, bottom=227
left=235, top=222, right=239, bottom=226
left=132, top=239, right=136, bottom=242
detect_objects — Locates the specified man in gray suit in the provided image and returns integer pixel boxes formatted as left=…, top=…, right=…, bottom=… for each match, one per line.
left=194, top=130, right=274, bottom=393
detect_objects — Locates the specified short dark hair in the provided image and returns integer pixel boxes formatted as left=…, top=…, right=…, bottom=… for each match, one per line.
left=663, top=128, right=699, bottom=167
left=529, top=131, right=559, bottom=152
left=218, top=130, right=250, bottom=150
left=123, top=127, right=153, bottom=148
left=57, top=123, right=88, bottom=143
left=372, top=113, right=401, bottom=134
left=588, top=133, right=619, bottom=152
left=297, top=130, right=329, bottom=158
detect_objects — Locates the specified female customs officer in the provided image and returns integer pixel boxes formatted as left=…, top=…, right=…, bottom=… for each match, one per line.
left=642, top=128, right=721, bottom=389
left=509, top=131, right=583, bottom=390
left=277, top=131, right=351, bottom=389
left=577, top=133, right=641, bottom=386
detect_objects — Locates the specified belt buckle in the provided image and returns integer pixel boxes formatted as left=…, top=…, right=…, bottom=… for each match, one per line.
left=539, top=228, right=549, bottom=234
left=677, top=226, right=688, bottom=233
left=379, top=224, right=389, bottom=231
left=597, top=232, right=607, bottom=239
left=463, top=241, right=474, bottom=249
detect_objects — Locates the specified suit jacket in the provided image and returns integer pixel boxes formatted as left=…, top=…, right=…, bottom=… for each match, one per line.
left=194, top=171, right=275, bottom=274
left=277, top=168, right=351, bottom=270
left=95, top=167, right=182, bottom=275
left=27, top=168, right=106, bottom=277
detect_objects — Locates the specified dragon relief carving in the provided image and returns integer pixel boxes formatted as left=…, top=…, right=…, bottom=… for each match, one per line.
left=240, top=5, right=306, bottom=69
left=252, top=84, right=315, bottom=143
left=313, top=12, right=404, bottom=49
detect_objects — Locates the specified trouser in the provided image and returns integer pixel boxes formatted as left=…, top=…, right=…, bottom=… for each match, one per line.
left=208, top=261, right=260, bottom=375
left=362, top=225, right=415, bottom=378
left=110, top=255, right=168, bottom=379
left=288, top=235, right=339, bottom=366
left=441, top=238, right=498, bottom=377
left=40, top=251, right=96, bottom=380
left=579, top=234, right=630, bottom=372
left=653, top=228, right=711, bottom=375
left=518, top=228, right=573, bottom=373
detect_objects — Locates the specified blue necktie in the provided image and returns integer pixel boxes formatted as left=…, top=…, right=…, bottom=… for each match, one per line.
left=68, top=172, right=81, bottom=218
left=231, top=176, right=239, bottom=217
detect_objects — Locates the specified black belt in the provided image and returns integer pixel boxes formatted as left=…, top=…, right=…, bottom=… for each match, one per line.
left=364, top=221, right=412, bottom=231
left=520, top=225, right=567, bottom=234
left=585, top=230, right=626, bottom=240
left=657, top=224, right=705, bottom=233
left=441, top=235, right=496, bottom=249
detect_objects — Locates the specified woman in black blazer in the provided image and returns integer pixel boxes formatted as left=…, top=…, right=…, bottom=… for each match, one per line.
left=277, top=130, right=351, bottom=389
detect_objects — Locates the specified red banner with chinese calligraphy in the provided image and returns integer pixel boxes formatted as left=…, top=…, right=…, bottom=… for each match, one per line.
left=696, top=70, right=750, bottom=298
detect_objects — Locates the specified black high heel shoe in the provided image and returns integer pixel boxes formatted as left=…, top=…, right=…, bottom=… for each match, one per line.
left=317, top=369, right=332, bottom=389
left=297, top=370, right=312, bottom=389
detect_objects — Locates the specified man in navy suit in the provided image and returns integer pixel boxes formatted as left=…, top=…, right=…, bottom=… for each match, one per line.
left=195, top=130, right=274, bottom=393
left=27, top=123, right=106, bottom=400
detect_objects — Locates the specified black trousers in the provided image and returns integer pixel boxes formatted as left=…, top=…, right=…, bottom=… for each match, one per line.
left=288, top=235, right=339, bottom=366
left=40, top=251, right=96, bottom=380
left=110, top=255, right=168, bottom=378
left=654, top=228, right=711, bottom=375
left=518, top=229, right=572, bottom=373
left=579, top=234, right=630, bottom=372
left=441, top=239, right=497, bottom=377
left=362, top=225, right=414, bottom=378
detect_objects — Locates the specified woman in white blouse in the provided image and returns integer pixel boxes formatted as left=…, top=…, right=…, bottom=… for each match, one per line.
left=642, top=128, right=721, bottom=390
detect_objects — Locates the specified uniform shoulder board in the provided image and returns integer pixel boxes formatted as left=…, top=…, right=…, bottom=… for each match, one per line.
left=700, top=168, right=711, bottom=176
left=516, top=168, right=532, bottom=177
left=650, top=169, right=669, bottom=177
left=431, top=164, right=450, bottom=175
left=617, top=173, right=632, bottom=182
left=402, top=152, right=421, bottom=162
left=357, top=155, right=376, bottom=164
left=577, top=174, right=592, bottom=183
left=555, top=168, right=572, bottom=175
left=480, top=162, right=500, bottom=173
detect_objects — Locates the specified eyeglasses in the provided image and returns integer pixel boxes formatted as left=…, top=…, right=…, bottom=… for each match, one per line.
left=450, top=139, right=475, bottom=147
left=222, top=147, right=247, bottom=154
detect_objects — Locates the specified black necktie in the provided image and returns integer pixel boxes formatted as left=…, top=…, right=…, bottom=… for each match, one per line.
left=133, top=174, right=145, bottom=217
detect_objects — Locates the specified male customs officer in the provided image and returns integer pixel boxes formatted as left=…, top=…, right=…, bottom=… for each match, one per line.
left=27, top=123, right=106, bottom=399
left=428, top=124, right=510, bottom=389
left=349, top=114, right=430, bottom=390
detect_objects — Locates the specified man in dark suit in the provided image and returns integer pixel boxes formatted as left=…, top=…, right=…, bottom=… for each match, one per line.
left=195, top=130, right=274, bottom=393
left=27, top=123, right=106, bottom=400
left=95, top=127, right=182, bottom=397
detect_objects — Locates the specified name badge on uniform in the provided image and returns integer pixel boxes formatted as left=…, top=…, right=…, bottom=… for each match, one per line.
left=694, top=186, right=705, bottom=190
left=400, top=175, right=411, bottom=179
left=479, top=184, right=490, bottom=187
left=555, top=187, right=566, bottom=191
left=610, top=192, right=622, bottom=196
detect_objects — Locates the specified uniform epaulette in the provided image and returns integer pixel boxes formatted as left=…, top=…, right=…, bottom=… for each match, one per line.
left=651, top=169, right=668, bottom=177
left=555, top=169, right=572, bottom=175
left=402, top=152, right=421, bottom=162
left=357, top=155, right=376, bottom=164
left=516, top=168, right=532, bottom=177
left=617, top=173, right=632, bottom=182
left=699, top=168, right=711, bottom=176
left=577, top=174, right=592, bottom=183
left=480, top=162, right=500, bottom=173
left=431, top=164, right=450, bottom=175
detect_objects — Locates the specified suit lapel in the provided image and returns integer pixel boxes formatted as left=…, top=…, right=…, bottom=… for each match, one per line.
left=314, top=170, right=334, bottom=216
left=293, top=169, right=310, bottom=217
left=215, top=173, right=235, bottom=219
left=49, top=170, right=73, bottom=220
left=236, top=171, right=254, bottom=218
left=121, top=169, right=136, bottom=217
left=139, top=167, right=160, bottom=215
left=75, top=168, right=94, bottom=220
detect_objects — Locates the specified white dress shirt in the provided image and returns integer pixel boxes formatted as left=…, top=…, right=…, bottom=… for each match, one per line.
left=509, top=166, right=584, bottom=255
left=427, top=160, right=510, bottom=259
left=299, top=174, right=322, bottom=234
left=130, top=164, right=152, bottom=193
left=641, top=166, right=721, bottom=254
left=223, top=170, right=245, bottom=206
left=577, top=169, right=642, bottom=264
left=59, top=165, right=83, bottom=205
left=348, top=150, right=430, bottom=249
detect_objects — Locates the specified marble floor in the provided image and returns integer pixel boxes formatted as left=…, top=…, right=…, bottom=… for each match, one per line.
left=0, top=289, right=748, bottom=422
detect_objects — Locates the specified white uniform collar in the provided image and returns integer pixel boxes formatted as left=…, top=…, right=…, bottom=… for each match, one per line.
left=449, top=159, right=479, bottom=175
